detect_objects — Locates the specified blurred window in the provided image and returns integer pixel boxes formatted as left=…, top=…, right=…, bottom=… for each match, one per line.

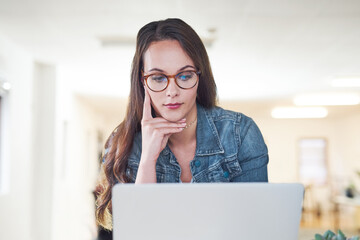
left=299, top=138, right=328, bottom=186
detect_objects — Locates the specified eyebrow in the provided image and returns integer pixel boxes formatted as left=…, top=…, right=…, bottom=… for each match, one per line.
left=148, top=65, right=196, bottom=73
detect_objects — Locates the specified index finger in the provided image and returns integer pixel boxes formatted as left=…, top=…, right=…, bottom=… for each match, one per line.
left=142, top=86, right=153, bottom=120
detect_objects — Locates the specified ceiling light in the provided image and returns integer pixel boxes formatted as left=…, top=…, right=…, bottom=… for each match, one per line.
left=271, top=107, right=328, bottom=119
left=294, top=93, right=360, bottom=106
left=0, top=81, right=11, bottom=92
left=332, top=77, right=360, bottom=87
left=2, top=82, right=11, bottom=91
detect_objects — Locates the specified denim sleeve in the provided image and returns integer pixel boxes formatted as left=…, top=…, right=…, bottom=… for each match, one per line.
left=232, top=115, right=269, bottom=182
left=101, top=133, right=141, bottom=183
left=125, top=133, right=142, bottom=183
left=102, top=148, right=109, bottom=164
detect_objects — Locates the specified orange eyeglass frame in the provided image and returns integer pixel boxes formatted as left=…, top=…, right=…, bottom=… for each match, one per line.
left=141, top=70, right=201, bottom=92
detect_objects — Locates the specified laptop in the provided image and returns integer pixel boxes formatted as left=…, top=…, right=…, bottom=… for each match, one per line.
left=112, top=183, right=304, bottom=240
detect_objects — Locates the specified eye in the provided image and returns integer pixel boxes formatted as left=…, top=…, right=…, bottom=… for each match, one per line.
left=150, top=74, right=167, bottom=83
left=177, top=71, right=194, bottom=81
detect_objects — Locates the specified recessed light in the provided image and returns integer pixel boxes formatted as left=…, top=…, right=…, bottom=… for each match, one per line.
left=2, top=82, right=11, bottom=91
left=271, top=107, right=328, bottom=119
left=331, top=77, right=360, bottom=87
left=1, top=81, right=11, bottom=92
left=294, top=93, right=360, bottom=106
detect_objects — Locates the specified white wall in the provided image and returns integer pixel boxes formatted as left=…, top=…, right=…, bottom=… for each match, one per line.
left=0, top=33, right=58, bottom=240
left=257, top=113, right=360, bottom=188
left=31, top=62, right=56, bottom=240
left=334, top=112, right=360, bottom=189
left=51, top=65, right=126, bottom=240
left=0, top=34, right=34, bottom=240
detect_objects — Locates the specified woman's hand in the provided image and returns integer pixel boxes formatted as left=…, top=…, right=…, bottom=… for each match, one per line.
left=141, top=87, right=186, bottom=162
left=136, top=87, right=186, bottom=183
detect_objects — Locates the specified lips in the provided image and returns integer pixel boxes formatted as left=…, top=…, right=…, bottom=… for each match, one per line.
left=164, top=102, right=183, bottom=109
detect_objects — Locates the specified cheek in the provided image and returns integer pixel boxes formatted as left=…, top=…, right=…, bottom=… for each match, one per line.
left=188, top=87, right=198, bottom=101
left=148, top=92, right=163, bottom=112
left=150, top=92, right=161, bottom=106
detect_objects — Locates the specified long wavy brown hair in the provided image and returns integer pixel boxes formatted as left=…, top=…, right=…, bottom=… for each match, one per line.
left=95, top=18, right=218, bottom=230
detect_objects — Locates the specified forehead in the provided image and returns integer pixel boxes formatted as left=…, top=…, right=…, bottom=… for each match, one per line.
left=143, top=40, right=195, bottom=73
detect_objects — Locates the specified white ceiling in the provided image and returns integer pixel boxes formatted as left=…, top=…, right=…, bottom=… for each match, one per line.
left=0, top=0, right=360, bottom=104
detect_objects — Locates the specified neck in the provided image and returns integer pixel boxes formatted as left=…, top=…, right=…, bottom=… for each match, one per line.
left=168, top=104, right=197, bottom=146
left=169, top=120, right=197, bottom=146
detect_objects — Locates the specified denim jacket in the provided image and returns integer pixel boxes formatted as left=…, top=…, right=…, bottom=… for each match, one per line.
left=123, top=103, right=269, bottom=183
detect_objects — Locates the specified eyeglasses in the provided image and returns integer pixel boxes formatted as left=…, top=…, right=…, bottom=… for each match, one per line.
left=142, top=70, right=200, bottom=92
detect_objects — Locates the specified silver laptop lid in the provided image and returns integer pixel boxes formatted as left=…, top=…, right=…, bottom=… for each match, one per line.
left=112, top=183, right=304, bottom=240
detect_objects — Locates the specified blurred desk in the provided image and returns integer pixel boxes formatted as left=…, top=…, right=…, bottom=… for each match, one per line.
left=333, top=196, right=360, bottom=231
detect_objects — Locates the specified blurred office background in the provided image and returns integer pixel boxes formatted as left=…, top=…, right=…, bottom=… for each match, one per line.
left=0, top=0, right=360, bottom=239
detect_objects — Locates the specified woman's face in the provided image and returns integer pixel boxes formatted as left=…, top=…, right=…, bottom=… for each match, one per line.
left=143, top=40, right=198, bottom=122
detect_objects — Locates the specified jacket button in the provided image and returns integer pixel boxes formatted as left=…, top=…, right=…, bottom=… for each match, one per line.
left=195, top=160, right=201, bottom=167
left=223, top=171, right=229, bottom=178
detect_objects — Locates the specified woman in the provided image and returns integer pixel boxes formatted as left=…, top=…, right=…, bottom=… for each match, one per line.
left=95, top=18, right=269, bottom=230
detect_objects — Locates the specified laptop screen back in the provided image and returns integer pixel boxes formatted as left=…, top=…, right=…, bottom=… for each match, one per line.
left=112, top=183, right=304, bottom=240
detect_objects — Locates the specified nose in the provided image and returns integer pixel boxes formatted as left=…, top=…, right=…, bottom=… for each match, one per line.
left=165, top=77, right=180, bottom=98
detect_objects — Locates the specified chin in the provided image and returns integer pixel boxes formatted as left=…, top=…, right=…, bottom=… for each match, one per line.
left=160, top=111, right=184, bottom=123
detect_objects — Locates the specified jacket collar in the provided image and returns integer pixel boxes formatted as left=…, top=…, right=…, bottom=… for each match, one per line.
left=195, top=103, right=224, bottom=156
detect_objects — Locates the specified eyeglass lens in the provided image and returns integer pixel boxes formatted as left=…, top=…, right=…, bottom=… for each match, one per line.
left=147, top=71, right=198, bottom=91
